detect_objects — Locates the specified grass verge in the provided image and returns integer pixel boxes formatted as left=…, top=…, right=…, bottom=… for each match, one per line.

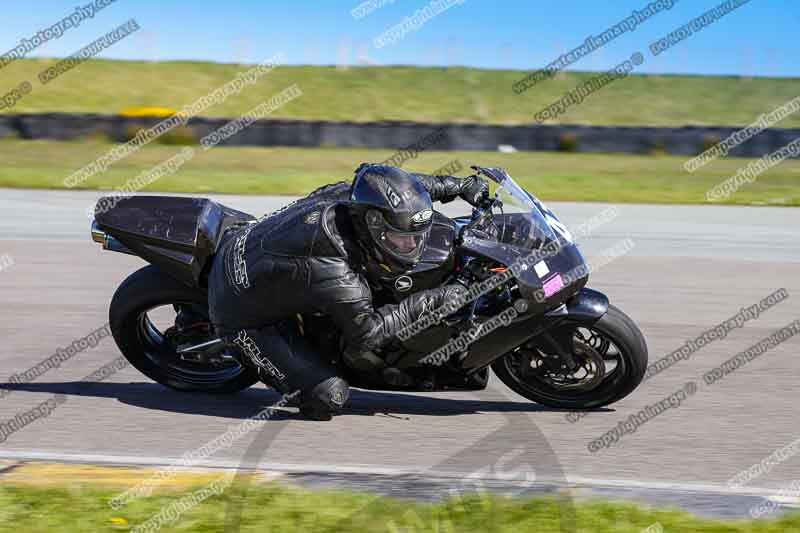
left=0, top=480, right=797, bottom=532
left=0, top=139, right=798, bottom=206
left=1, top=59, right=799, bottom=127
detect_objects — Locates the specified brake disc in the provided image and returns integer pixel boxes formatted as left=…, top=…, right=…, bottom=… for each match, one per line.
left=532, top=339, right=606, bottom=393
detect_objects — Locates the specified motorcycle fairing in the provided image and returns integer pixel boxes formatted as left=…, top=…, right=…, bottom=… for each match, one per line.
left=456, top=232, right=588, bottom=312
left=94, top=195, right=253, bottom=286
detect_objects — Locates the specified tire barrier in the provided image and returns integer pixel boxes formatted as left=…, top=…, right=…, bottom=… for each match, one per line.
left=1, top=112, right=797, bottom=158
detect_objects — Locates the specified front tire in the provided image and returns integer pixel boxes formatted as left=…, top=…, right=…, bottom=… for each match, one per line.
left=492, top=304, right=648, bottom=409
left=109, top=265, right=259, bottom=393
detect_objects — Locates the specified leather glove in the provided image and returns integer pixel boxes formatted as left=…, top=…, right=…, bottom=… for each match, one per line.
left=429, top=283, right=470, bottom=314
left=460, top=175, right=490, bottom=208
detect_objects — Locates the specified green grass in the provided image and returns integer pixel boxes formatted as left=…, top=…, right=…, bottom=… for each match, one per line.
left=2, top=58, right=799, bottom=126
left=0, top=481, right=797, bottom=532
left=0, top=139, right=798, bottom=206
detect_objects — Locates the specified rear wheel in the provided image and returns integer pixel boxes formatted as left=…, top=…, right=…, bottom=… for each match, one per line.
left=109, top=265, right=259, bottom=393
left=491, top=304, right=647, bottom=409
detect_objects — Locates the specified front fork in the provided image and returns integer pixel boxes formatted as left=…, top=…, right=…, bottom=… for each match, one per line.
left=535, top=288, right=610, bottom=371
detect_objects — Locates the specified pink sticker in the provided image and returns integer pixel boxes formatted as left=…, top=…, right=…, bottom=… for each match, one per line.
left=542, top=273, right=564, bottom=297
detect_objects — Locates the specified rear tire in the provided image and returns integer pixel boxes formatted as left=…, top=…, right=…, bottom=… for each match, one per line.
left=109, top=265, right=259, bottom=393
left=492, top=304, right=648, bottom=409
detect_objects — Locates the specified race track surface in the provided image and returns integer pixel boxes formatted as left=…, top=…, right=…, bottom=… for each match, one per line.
left=1, top=188, right=798, bottom=518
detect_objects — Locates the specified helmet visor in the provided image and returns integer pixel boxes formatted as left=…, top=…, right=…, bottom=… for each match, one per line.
left=384, top=229, right=426, bottom=255
left=366, top=210, right=429, bottom=264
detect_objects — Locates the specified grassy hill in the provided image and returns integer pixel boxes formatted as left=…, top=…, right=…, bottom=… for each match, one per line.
left=1, top=58, right=799, bottom=126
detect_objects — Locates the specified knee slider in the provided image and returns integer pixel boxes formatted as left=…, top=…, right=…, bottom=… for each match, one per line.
left=307, top=376, right=350, bottom=412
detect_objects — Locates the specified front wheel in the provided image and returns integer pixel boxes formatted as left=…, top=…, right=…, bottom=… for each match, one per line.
left=109, top=265, right=259, bottom=393
left=491, top=304, right=648, bottom=409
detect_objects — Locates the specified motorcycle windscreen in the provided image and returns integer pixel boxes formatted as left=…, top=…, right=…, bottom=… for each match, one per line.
left=458, top=168, right=589, bottom=316
left=496, top=178, right=585, bottom=307
left=493, top=178, right=561, bottom=249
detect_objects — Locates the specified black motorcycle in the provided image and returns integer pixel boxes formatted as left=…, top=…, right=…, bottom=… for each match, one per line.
left=90, top=166, right=647, bottom=409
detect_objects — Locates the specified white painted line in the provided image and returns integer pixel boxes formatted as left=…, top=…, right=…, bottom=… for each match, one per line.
left=764, top=494, right=800, bottom=507
left=564, top=475, right=800, bottom=501
left=0, top=448, right=798, bottom=506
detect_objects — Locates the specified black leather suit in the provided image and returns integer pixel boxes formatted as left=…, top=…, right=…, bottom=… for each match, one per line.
left=207, top=173, right=471, bottom=409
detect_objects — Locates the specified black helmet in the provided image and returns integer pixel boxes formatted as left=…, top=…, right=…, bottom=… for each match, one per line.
left=349, top=164, right=434, bottom=273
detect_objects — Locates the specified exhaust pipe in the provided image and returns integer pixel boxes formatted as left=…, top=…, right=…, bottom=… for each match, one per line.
left=90, top=220, right=106, bottom=244
left=90, top=220, right=134, bottom=255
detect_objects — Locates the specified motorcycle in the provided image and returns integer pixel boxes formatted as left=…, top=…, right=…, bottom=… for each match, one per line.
left=90, top=166, right=647, bottom=409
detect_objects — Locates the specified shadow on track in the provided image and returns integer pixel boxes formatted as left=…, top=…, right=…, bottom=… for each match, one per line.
left=0, top=381, right=611, bottom=419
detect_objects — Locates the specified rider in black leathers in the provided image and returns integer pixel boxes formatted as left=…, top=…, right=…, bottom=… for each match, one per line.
left=207, top=164, right=489, bottom=419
